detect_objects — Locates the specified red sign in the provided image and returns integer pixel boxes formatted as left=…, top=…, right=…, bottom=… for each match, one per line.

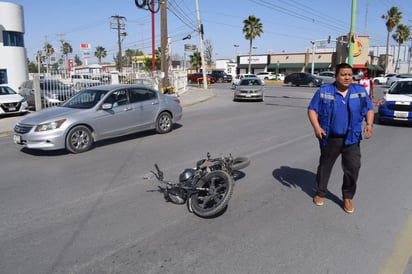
left=80, top=43, right=90, bottom=50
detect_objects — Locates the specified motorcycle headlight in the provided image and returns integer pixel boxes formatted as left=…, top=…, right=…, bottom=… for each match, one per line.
left=35, top=119, right=66, bottom=132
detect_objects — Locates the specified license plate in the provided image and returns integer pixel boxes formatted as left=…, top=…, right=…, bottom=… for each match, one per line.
left=9, top=107, right=16, bottom=111
left=394, top=111, right=408, bottom=118
left=13, top=135, right=22, bottom=144
left=245, top=94, right=251, bottom=97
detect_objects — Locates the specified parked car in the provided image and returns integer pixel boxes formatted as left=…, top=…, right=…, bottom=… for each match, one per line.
left=18, top=79, right=77, bottom=109
left=377, top=79, right=412, bottom=124
left=187, top=73, right=216, bottom=84
left=233, top=77, right=264, bottom=102
left=69, top=74, right=102, bottom=90
left=386, top=73, right=412, bottom=87
left=284, top=73, right=323, bottom=87
left=232, top=74, right=258, bottom=87
left=276, top=73, right=285, bottom=81
left=372, top=73, right=396, bottom=85
left=13, top=84, right=183, bottom=153
left=210, top=69, right=233, bottom=83
left=0, top=85, right=29, bottom=116
left=316, top=71, right=335, bottom=84
left=256, top=72, right=276, bottom=80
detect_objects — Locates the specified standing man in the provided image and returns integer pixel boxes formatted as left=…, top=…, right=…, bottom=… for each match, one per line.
left=307, top=63, right=374, bottom=214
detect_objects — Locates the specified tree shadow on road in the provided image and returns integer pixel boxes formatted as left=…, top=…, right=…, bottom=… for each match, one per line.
left=272, top=165, right=341, bottom=206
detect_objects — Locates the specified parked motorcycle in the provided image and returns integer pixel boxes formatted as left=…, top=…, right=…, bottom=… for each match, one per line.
left=151, top=153, right=250, bottom=218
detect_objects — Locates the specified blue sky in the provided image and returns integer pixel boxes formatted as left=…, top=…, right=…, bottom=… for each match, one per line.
left=7, top=0, right=412, bottom=64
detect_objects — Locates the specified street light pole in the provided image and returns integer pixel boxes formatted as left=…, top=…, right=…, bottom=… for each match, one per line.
left=348, top=0, right=357, bottom=66
left=311, top=41, right=316, bottom=75
left=233, top=44, right=239, bottom=62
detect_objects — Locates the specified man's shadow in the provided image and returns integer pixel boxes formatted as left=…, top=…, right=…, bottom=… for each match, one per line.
left=272, top=166, right=341, bottom=206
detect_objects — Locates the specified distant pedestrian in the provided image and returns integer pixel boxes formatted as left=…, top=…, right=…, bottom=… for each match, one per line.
left=359, top=73, right=375, bottom=100
left=307, top=63, right=374, bottom=214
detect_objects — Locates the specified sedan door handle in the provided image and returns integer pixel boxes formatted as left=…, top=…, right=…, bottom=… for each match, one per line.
left=151, top=101, right=159, bottom=105
left=123, top=107, right=132, bottom=111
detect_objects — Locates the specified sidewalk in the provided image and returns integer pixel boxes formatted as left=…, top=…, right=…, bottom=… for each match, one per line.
left=0, top=86, right=216, bottom=137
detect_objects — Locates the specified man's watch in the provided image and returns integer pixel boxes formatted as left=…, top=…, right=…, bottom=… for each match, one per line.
left=365, top=122, right=373, bottom=127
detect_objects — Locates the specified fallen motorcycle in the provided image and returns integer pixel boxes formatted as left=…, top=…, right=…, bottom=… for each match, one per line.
left=151, top=153, right=250, bottom=218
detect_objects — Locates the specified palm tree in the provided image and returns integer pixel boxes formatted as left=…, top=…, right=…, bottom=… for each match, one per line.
left=60, top=41, right=72, bottom=72
left=44, top=43, right=55, bottom=73
left=382, top=7, right=402, bottom=73
left=94, top=46, right=107, bottom=64
left=242, top=15, right=263, bottom=73
left=189, top=51, right=202, bottom=72
left=392, top=24, right=411, bottom=72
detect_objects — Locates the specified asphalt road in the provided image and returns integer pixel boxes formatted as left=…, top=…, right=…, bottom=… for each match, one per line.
left=0, top=83, right=411, bottom=274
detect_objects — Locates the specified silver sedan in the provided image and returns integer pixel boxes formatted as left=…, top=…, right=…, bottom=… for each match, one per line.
left=233, top=77, right=264, bottom=102
left=13, top=84, right=183, bottom=153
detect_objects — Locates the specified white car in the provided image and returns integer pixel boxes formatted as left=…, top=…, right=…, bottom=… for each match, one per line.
left=316, top=71, right=335, bottom=84
left=372, top=73, right=396, bottom=85
left=231, top=74, right=259, bottom=87
left=386, top=73, right=412, bottom=87
left=378, top=78, right=412, bottom=124
left=256, top=72, right=276, bottom=80
left=0, top=85, right=29, bottom=116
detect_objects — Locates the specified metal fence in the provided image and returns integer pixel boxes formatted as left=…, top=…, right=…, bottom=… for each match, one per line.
left=25, top=69, right=188, bottom=111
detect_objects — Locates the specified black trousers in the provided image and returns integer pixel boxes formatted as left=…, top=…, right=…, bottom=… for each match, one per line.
left=315, top=137, right=361, bottom=199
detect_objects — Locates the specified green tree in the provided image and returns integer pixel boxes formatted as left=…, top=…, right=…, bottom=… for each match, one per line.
left=61, top=42, right=72, bottom=60
left=74, top=54, right=82, bottom=66
left=392, top=24, right=411, bottom=72
left=125, top=48, right=144, bottom=66
left=189, top=51, right=202, bottom=72
left=382, top=7, right=402, bottom=73
left=242, top=15, right=263, bottom=73
left=43, top=43, right=55, bottom=73
left=143, top=47, right=161, bottom=72
left=94, top=46, right=107, bottom=64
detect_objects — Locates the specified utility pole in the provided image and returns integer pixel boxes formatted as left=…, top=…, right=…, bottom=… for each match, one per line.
left=160, top=0, right=168, bottom=88
left=348, top=0, right=356, bottom=66
left=111, top=15, right=127, bottom=72
left=195, top=0, right=207, bottom=89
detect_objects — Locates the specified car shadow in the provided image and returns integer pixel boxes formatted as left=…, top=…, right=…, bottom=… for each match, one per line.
left=272, top=165, right=341, bottom=206
left=19, top=123, right=184, bottom=156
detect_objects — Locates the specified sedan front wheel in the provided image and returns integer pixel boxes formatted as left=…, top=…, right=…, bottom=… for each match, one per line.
left=66, top=125, right=93, bottom=154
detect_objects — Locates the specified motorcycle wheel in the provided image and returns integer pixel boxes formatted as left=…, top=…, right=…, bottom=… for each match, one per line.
left=188, top=170, right=233, bottom=218
left=231, top=157, right=250, bottom=170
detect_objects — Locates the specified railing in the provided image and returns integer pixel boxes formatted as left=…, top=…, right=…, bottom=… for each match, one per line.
left=26, top=70, right=188, bottom=111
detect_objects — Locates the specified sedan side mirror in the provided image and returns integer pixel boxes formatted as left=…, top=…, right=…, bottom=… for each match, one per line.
left=101, top=103, right=113, bottom=110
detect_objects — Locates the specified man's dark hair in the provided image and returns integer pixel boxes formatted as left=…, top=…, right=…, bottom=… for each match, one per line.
left=335, top=63, right=353, bottom=75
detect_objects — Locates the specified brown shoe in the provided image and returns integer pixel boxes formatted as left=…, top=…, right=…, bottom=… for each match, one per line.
left=313, top=195, right=324, bottom=206
left=343, top=199, right=354, bottom=213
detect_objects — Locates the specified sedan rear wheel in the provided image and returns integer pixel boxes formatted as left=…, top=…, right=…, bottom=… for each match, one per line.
left=66, top=125, right=93, bottom=154
left=156, top=112, right=173, bottom=134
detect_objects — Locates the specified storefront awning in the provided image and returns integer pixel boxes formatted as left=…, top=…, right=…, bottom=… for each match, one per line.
left=305, top=63, right=331, bottom=69
left=352, top=64, right=366, bottom=69
left=367, top=64, right=384, bottom=71
left=267, top=63, right=304, bottom=69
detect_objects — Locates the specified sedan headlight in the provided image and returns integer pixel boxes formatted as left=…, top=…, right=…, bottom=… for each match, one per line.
left=35, top=119, right=66, bottom=132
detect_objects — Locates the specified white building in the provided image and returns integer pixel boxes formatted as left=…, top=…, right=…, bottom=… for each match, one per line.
left=0, top=2, right=29, bottom=91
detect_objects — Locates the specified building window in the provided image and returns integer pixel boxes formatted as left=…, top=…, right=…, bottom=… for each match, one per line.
left=2, top=31, right=25, bottom=47
left=0, top=69, right=8, bottom=84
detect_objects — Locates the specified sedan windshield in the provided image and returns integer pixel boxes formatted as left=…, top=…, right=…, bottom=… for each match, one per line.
left=62, top=89, right=109, bottom=109
left=239, top=79, right=262, bottom=86
left=389, top=81, right=412, bottom=95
